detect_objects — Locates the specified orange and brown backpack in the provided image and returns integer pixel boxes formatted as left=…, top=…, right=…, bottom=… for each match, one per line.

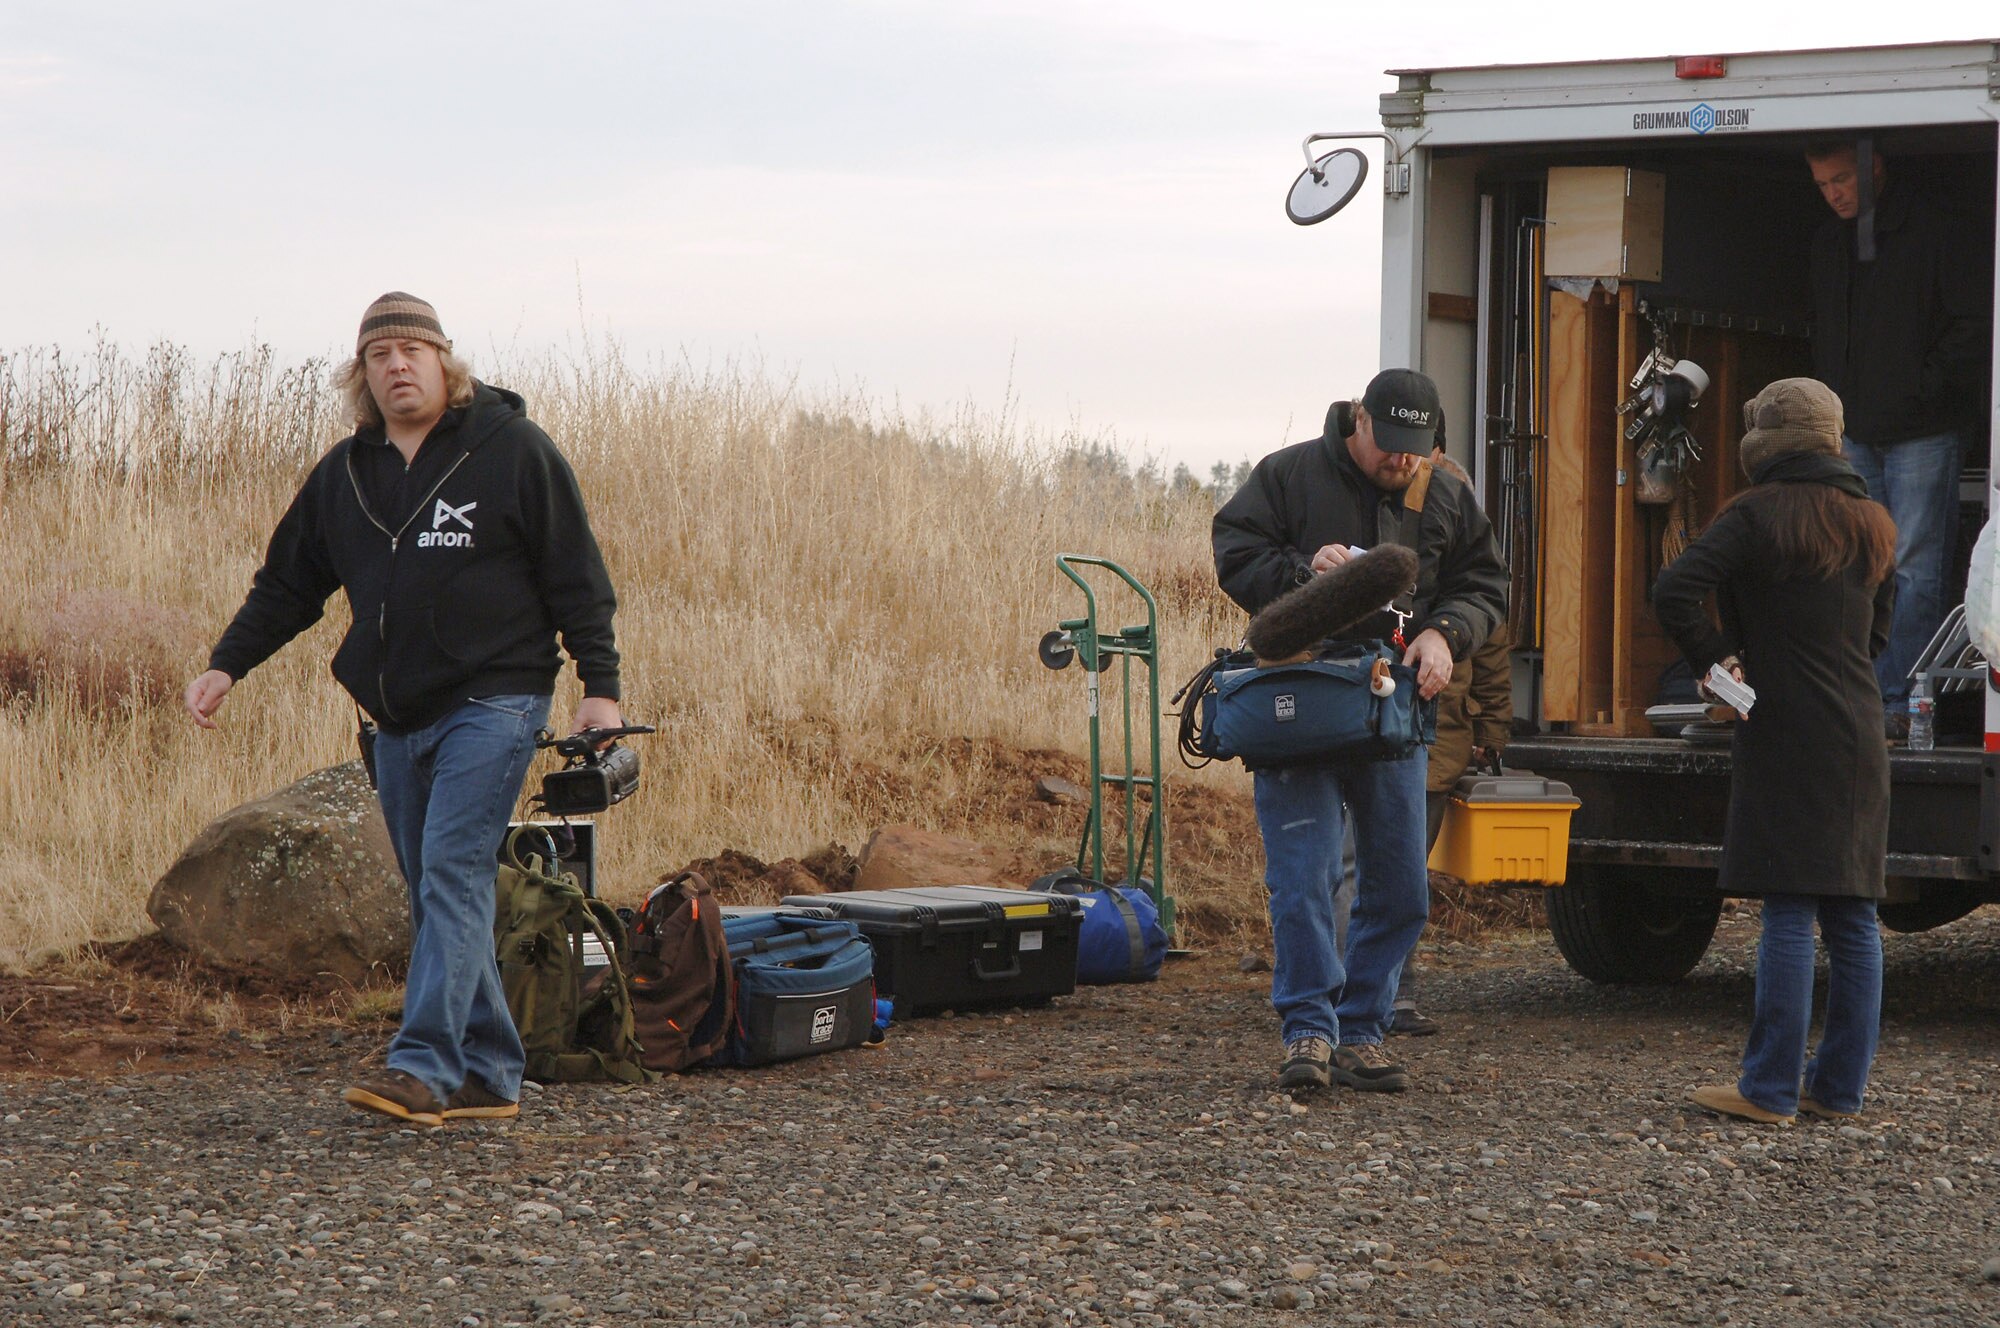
left=626, top=871, right=734, bottom=1073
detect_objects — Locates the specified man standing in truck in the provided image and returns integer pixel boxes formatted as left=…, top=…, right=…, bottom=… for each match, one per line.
left=1804, top=141, right=1989, bottom=736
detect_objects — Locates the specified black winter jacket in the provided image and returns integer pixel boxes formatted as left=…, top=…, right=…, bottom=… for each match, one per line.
left=1808, top=179, right=1990, bottom=446
left=1652, top=454, right=1893, bottom=898
left=209, top=383, right=621, bottom=733
left=1212, top=433, right=1507, bottom=660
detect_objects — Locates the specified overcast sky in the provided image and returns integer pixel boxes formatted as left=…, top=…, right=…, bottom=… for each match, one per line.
left=2, top=3, right=1992, bottom=472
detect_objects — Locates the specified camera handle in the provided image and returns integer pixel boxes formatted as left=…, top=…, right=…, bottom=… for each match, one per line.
left=534, top=724, right=657, bottom=761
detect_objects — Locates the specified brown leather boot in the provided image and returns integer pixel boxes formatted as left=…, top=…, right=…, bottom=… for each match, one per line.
left=1688, top=1085, right=1793, bottom=1124
left=1797, top=1095, right=1858, bottom=1122
left=442, top=1080, right=520, bottom=1121
left=343, top=1069, right=445, bottom=1127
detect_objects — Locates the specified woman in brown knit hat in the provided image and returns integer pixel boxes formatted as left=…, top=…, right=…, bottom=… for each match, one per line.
left=1654, top=377, right=1897, bottom=1124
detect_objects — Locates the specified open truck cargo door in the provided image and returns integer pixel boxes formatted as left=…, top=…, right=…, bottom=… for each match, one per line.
left=1296, top=38, right=2000, bottom=982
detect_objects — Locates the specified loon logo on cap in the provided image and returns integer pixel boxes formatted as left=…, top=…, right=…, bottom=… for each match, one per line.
left=418, top=499, right=477, bottom=549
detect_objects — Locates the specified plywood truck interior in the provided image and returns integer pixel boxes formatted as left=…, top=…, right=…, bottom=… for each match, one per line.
left=1423, top=127, right=1997, bottom=737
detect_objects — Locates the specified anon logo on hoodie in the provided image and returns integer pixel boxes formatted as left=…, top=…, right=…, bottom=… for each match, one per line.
left=418, top=498, right=477, bottom=549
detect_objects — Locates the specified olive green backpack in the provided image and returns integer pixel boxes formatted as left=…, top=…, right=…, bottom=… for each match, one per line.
left=493, top=826, right=654, bottom=1085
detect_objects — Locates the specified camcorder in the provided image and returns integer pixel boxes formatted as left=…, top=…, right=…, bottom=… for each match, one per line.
left=534, top=724, right=656, bottom=817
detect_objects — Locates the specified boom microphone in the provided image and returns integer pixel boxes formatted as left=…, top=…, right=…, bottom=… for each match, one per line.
left=1246, top=545, right=1419, bottom=665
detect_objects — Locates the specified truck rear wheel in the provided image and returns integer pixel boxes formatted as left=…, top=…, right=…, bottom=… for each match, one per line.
left=1545, top=865, right=1721, bottom=984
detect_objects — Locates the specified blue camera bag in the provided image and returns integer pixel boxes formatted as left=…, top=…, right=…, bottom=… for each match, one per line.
left=1197, top=641, right=1435, bottom=768
left=708, top=911, right=876, bottom=1066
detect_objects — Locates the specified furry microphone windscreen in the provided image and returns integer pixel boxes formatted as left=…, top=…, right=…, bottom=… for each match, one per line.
left=1246, top=545, right=1419, bottom=664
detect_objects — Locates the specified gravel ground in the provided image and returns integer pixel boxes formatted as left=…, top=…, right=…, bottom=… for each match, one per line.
left=5, top=906, right=1999, bottom=1327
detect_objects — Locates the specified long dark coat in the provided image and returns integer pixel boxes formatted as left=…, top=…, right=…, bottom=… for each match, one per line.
left=1653, top=483, right=1895, bottom=899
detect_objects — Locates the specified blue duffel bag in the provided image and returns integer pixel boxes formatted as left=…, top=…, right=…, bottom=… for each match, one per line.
left=710, top=911, right=877, bottom=1066
left=1183, top=641, right=1436, bottom=769
left=1031, top=871, right=1168, bottom=984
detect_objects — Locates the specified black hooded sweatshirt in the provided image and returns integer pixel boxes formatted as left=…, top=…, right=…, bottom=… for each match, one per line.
left=209, top=382, right=620, bottom=733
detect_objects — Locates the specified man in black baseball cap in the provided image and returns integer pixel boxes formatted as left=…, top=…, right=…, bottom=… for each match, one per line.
left=1211, top=366, right=1507, bottom=1099
left=1336, top=369, right=1445, bottom=501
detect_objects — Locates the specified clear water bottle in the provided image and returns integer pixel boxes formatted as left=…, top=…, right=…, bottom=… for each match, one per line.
left=1907, top=676, right=1935, bottom=752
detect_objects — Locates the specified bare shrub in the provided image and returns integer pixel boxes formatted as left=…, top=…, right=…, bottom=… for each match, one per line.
left=1428, top=873, right=1549, bottom=942
left=0, top=589, right=200, bottom=708
left=0, top=333, right=1324, bottom=969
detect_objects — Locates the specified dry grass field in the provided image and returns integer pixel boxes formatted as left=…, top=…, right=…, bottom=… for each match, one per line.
left=0, top=337, right=1275, bottom=971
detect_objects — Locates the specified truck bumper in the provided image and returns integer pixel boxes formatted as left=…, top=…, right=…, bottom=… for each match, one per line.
left=1506, top=736, right=1992, bottom=885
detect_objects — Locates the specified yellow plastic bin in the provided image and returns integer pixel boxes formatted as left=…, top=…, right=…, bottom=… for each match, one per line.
left=1427, top=770, right=1581, bottom=885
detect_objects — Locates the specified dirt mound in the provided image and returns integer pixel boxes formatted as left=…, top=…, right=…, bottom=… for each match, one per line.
left=799, top=842, right=859, bottom=891
left=669, top=847, right=786, bottom=892
left=1, top=936, right=378, bottom=1080
left=664, top=847, right=845, bottom=904
left=91, top=933, right=360, bottom=997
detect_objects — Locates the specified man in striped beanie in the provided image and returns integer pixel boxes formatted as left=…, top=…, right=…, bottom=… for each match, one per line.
left=186, top=291, right=628, bottom=1127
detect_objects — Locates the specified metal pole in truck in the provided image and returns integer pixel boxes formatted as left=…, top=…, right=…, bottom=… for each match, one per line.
left=1987, top=138, right=2000, bottom=756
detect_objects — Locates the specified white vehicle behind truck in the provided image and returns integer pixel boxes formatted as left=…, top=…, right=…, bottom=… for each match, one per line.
left=1295, top=39, right=1999, bottom=981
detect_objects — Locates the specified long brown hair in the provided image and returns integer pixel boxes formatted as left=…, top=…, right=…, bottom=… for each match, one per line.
left=1730, top=482, right=1897, bottom=585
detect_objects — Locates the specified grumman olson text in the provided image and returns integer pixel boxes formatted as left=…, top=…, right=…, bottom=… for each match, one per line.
left=1632, top=104, right=1755, bottom=134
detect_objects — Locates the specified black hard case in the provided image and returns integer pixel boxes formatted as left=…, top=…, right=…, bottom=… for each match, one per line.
left=778, top=885, right=1081, bottom=1015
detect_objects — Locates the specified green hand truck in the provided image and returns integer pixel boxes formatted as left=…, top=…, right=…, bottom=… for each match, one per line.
left=1037, top=554, right=1176, bottom=944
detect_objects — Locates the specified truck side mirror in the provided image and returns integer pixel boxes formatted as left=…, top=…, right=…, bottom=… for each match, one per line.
left=1286, top=147, right=1369, bottom=226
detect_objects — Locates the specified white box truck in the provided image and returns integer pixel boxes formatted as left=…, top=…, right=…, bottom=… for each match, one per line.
left=1294, top=39, right=1999, bottom=981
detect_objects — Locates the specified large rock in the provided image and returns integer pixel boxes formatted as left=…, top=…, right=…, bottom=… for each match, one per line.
left=148, top=760, right=409, bottom=985
left=852, top=823, right=1011, bottom=892
left=1033, top=775, right=1088, bottom=805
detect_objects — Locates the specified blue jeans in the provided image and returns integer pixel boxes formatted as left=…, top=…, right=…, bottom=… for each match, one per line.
left=1253, top=751, right=1430, bottom=1046
left=1335, top=793, right=1450, bottom=1005
left=373, top=693, right=550, bottom=1103
left=1843, top=432, right=1962, bottom=707
left=1738, top=894, right=1882, bottom=1116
